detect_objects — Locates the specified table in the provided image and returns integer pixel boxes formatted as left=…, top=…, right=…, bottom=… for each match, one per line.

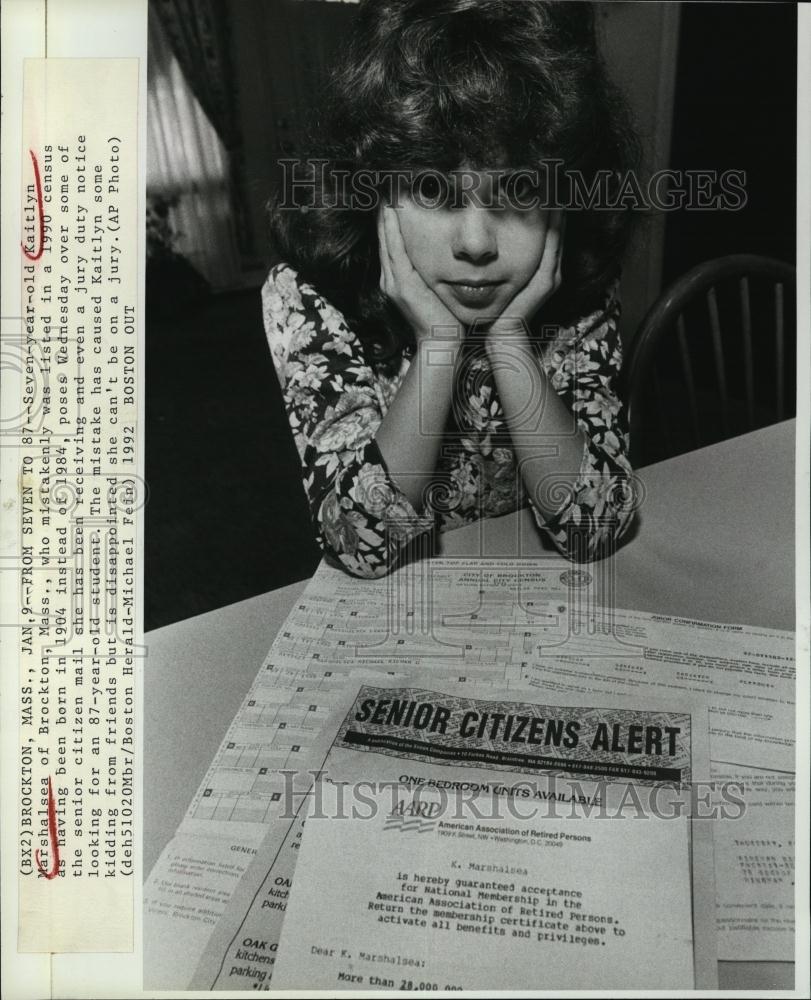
left=145, top=420, right=796, bottom=990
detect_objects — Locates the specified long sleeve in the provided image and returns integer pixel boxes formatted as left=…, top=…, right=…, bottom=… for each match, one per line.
left=532, top=282, right=636, bottom=561
left=263, top=264, right=435, bottom=579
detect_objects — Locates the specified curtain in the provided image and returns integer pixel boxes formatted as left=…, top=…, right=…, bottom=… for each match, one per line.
left=150, top=0, right=240, bottom=151
left=147, top=7, right=242, bottom=289
left=225, top=0, right=360, bottom=262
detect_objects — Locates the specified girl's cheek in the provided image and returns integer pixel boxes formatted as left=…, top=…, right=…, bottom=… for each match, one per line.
left=509, top=214, right=547, bottom=268
left=396, top=206, right=427, bottom=256
left=400, top=210, right=448, bottom=279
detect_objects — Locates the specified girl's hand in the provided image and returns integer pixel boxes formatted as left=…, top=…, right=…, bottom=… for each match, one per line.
left=490, top=209, right=565, bottom=337
left=377, top=205, right=460, bottom=344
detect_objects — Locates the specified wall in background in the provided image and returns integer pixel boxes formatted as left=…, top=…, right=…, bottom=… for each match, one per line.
left=227, top=0, right=354, bottom=272
left=597, top=1, right=681, bottom=346
left=663, top=2, right=796, bottom=281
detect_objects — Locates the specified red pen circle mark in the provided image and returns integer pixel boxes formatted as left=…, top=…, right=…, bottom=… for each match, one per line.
left=22, top=149, right=45, bottom=262
left=35, top=775, right=61, bottom=879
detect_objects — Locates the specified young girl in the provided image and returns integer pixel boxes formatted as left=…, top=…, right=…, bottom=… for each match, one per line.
left=263, top=0, right=639, bottom=579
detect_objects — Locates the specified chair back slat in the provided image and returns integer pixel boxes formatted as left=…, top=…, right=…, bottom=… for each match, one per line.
left=775, top=282, right=785, bottom=420
left=676, top=315, right=701, bottom=449
left=707, top=287, right=729, bottom=436
left=739, top=276, right=754, bottom=428
left=652, top=366, right=672, bottom=456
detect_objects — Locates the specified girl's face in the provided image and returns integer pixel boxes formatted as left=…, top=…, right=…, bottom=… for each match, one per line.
left=394, top=167, right=550, bottom=325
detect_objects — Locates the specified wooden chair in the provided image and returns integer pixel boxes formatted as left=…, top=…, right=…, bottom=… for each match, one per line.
left=623, top=254, right=796, bottom=467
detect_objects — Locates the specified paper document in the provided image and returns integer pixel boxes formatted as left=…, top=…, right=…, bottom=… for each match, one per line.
left=193, top=678, right=718, bottom=990
left=711, top=766, right=795, bottom=960
left=274, top=783, right=694, bottom=991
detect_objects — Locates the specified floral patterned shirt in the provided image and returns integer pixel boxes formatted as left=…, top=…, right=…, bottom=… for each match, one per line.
left=263, top=263, right=635, bottom=579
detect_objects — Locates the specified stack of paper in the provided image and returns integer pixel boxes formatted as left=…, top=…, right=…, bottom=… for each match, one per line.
left=143, top=557, right=795, bottom=989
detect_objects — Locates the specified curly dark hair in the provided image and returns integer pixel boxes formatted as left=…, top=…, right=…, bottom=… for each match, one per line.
left=269, top=0, right=640, bottom=368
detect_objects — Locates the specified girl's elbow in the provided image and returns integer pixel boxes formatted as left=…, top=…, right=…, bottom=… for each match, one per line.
left=317, top=497, right=398, bottom=580
left=537, top=503, right=636, bottom=563
left=316, top=485, right=435, bottom=580
left=331, top=548, right=393, bottom=580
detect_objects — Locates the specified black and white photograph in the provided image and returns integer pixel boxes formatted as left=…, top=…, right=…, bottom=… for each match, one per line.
left=141, top=1, right=800, bottom=992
